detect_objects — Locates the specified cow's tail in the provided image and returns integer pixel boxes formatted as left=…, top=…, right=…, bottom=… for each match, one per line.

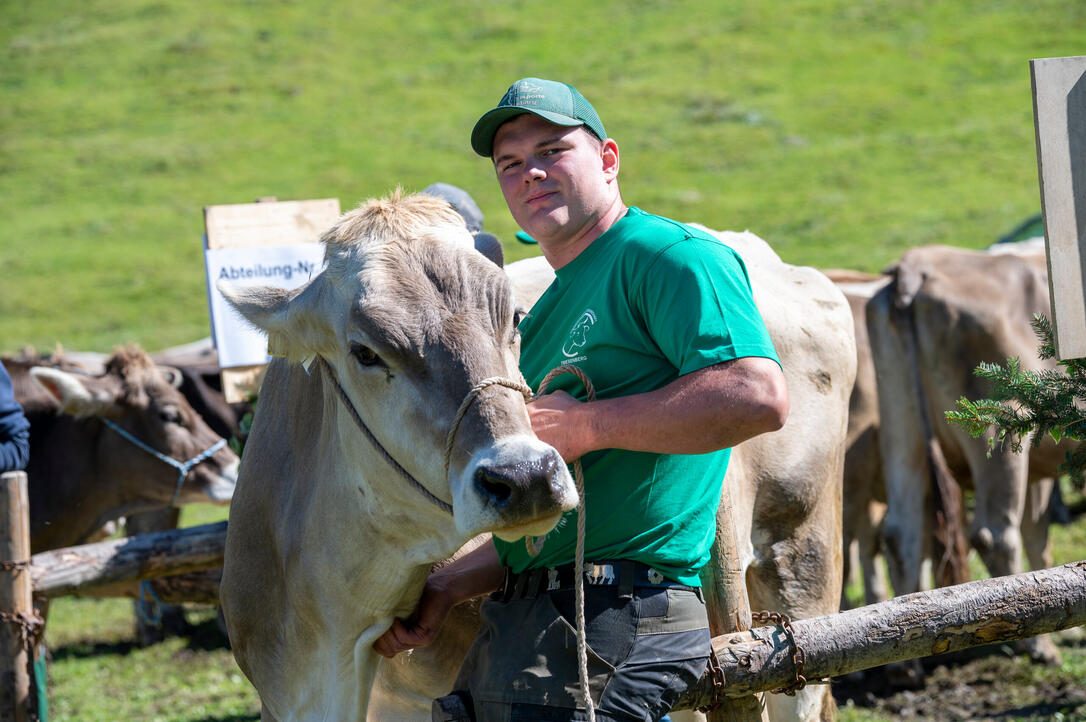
left=888, top=260, right=971, bottom=587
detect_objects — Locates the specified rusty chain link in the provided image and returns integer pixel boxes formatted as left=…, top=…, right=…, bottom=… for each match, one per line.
left=0, top=610, right=45, bottom=651
left=752, top=610, right=807, bottom=695
left=0, top=558, right=46, bottom=653
left=694, top=645, right=728, bottom=713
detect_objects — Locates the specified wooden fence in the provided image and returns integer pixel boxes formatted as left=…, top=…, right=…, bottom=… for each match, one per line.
left=2, top=469, right=1086, bottom=720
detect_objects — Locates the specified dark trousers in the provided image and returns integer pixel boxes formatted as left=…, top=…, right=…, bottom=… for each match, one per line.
left=452, top=574, right=710, bottom=722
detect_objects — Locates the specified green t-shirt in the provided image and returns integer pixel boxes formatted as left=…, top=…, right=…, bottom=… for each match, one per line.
left=495, top=207, right=780, bottom=586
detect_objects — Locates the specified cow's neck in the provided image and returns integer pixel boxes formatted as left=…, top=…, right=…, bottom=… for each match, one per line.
left=26, top=413, right=142, bottom=552
left=251, top=360, right=466, bottom=720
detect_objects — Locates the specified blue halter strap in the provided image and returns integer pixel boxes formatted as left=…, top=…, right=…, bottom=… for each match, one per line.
left=100, top=418, right=227, bottom=508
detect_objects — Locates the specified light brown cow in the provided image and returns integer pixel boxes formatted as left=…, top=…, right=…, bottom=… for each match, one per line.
left=218, top=192, right=578, bottom=721
left=866, top=244, right=1068, bottom=663
left=370, top=227, right=856, bottom=722
left=5, top=347, right=238, bottom=553
left=822, top=270, right=891, bottom=609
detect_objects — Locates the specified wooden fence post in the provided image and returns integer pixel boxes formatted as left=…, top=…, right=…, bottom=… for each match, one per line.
left=699, top=481, right=766, bottom=721
left=0, top=471, right=36, bottom=722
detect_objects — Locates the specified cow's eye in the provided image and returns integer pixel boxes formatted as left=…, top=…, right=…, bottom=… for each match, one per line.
left=351, top=343, right=383, bottom=367
left=513, top=306, right=527, bottom=327
left=158, top=406, right=183, bottom=425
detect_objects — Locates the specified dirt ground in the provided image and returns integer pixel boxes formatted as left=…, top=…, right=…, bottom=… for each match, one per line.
left=831, top=629, right=1086, bottom=721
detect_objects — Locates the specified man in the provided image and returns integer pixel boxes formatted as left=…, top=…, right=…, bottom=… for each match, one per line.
left=0, top=362, right=30, bottom=473
left=375, top=78, right=787, bottom=721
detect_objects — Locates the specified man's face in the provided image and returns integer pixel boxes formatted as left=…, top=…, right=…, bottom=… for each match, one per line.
left=491, top=114, right=617, bottom=246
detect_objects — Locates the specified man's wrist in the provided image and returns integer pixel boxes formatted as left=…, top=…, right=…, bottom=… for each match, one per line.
left=429, top=556, right=504, bottom=604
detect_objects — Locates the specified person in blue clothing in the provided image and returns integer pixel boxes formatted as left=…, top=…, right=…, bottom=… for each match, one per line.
left=0, top=363, right=30, bottom=473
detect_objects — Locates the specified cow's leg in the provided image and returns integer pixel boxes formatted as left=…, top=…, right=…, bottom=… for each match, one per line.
left=867, top=292, right=929, bottom=599
left=957, top=435, right=1060, bottom=664
left=865, top=291, right=930, bottom=690
left=857, top=499, right=888, bottom=606
left=1019, top=476, right=1062, bottom=665
left=746, top=506, right=840, bottom=721
left=839, top=476, right=863, bottom=610
left=841, top=497, right=888, bottom=609
left=962, top=439, right=1027, bottom=579
left=1022, top=477, right=1054, bottom=572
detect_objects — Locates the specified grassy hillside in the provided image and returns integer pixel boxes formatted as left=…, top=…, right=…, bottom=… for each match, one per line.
left=2, top=0, right=1083, bottom=353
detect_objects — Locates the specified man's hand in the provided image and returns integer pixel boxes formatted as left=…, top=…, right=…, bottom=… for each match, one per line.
left=526, top=358, right=788, bottom=459
left=373, top=577, right=455, bottom=658
left=526, top=390, right=595, bottom=462
left=373, top=541, right=503, bottom=658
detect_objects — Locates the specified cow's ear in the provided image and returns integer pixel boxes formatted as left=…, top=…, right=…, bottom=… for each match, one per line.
left=29, top=367, right=118, bottom=417
left=217, top=278, right=336, bottom=362
left=473, top=232, right=504, bottom=268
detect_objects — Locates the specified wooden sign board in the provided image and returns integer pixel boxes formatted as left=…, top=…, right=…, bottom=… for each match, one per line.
left=1032, top=55, right=1086, bottom=359
left=203, top=198, right=341, bottom=402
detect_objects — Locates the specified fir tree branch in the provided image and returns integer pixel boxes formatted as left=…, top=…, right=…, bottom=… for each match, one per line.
left=944, top=315, right=1086, bottom=485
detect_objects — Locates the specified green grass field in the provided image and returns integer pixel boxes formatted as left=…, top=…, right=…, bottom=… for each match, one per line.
left=3, top=0, right=1083, bottom=354
left=5, top=0, right=1086, bottom=719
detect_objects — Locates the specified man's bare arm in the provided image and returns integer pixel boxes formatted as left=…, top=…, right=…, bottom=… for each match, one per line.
left=527, top=356, right=788, bottom=461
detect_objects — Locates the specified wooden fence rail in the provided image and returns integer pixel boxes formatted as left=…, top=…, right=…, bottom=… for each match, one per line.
left=675, top=560, right=1086, bottom=710
left=29, top=521, right=226, bottom=599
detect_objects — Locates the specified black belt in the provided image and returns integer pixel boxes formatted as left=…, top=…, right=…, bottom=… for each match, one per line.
left=497, top=560, right=697, bottom=602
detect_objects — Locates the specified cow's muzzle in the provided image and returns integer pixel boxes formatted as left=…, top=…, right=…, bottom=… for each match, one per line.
left=473, top=447, right=568, bottom=511
left=457, top=438, right=577, bottom=540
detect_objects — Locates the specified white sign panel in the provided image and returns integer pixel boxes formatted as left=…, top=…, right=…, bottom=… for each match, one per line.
left=1032, top=55, right=1086, bottom=359
left=204, top=243, right=326, bottom=368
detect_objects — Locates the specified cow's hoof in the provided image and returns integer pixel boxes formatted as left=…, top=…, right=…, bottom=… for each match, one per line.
left=134, top=603, right=191, bottom=647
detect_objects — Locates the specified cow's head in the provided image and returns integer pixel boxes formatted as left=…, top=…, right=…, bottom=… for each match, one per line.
left=30, top=346, right=239, bottom=508
left=219, top=191, right=577, bottom=542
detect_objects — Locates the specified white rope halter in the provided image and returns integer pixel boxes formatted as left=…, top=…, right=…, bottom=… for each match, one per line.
left=100, top=418, right=227, bottom=508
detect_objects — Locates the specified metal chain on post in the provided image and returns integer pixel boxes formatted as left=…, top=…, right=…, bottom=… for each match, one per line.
left=0, top=471, right=37, bottom=722
left=751, top=611, right=808, bottom=695
left=694, top=646, right=729, bottom=714
left=0, top=610, right=44, bottom=655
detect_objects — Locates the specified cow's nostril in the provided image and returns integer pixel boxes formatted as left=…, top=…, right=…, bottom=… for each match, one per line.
left=474, top=467, right=513, bottom=507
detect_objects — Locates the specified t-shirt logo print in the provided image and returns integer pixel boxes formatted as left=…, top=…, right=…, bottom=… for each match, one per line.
left=562, top=310, right=597, bottom=358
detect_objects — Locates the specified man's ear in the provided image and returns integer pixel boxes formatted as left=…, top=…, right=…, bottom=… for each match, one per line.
left=30, top=367, right=118, bottom=417
left=601, top=138, right=620, bottom=181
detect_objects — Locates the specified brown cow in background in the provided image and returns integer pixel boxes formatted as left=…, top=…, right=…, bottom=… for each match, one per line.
left=5, top=346, right=238, bottom=553
left=865, top=244, right=1069, bottom=665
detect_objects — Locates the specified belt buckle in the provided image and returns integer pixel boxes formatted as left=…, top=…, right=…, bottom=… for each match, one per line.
left=500, top=569, right=515, bottom=601
left=585, top=563, right=616, bottom=585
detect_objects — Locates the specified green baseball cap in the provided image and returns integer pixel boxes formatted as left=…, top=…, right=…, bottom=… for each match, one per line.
left=471, top=77, right=607, bottom=157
